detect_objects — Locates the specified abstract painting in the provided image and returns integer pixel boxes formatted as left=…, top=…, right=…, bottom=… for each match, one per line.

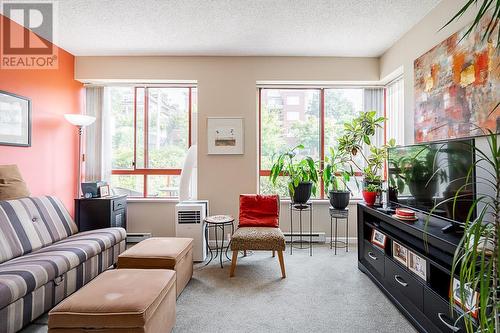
left=414, top=19, right=499, bottom=142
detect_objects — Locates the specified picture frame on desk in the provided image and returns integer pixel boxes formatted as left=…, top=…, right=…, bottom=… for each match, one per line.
left=371, top=229, right=387, bottom=250
left=99, top=185, right=110, bottom=198
left=408, top=251, right=427, bottom=281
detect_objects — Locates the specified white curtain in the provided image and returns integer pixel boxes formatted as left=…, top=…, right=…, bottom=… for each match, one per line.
left=363, top=88, right=385, bottom=148
left=386, top=77, right=405, bottom=145
left=85, top=86, right=112, bottom=183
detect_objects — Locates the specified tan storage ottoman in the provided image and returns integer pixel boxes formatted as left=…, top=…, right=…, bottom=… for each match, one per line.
left=48, top=269, right=176, bottom=333
left=118, top=237, right=193, bottom=298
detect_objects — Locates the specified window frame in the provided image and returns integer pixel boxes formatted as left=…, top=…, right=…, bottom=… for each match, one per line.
left=258, top=87, right=373, bottom=200
left=111, top=85, right=194, bottom=198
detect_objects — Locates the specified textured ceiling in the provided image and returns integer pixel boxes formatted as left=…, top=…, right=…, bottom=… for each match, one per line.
left=54, top=0, right=441, bottom=57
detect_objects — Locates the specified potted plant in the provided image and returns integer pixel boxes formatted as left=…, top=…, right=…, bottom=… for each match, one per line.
left=362, top=183, right=380, bottom=206
left=337, top=111, right=395, bottom=199
left=269, top=145, right=319, bottom=204
left=323, top=147, right=351, bottom=210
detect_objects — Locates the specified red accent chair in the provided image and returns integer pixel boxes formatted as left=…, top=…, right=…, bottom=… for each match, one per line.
left=229, top=194, right=286, bottom=278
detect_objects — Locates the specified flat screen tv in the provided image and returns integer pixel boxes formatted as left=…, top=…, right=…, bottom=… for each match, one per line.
left=387, top=138, right=476, bottom=227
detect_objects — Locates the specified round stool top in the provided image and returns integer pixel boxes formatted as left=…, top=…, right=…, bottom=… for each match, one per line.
left=205, top=215, right=234, bottom=224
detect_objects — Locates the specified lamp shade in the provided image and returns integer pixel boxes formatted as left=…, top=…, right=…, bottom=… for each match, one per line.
left=64, top=114, right=96, bottom=127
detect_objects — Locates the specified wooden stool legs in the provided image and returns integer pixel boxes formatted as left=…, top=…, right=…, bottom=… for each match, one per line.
left=277, top=250, right=286, bottom=278
left=230, top=251, right=238, bottom=277
left=229, top=250, right=286, bottom=278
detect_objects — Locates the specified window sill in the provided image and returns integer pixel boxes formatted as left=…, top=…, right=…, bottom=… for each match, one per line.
left=127, top=198, right=179, bottom=203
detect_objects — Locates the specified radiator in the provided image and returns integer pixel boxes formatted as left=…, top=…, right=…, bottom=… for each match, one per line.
left=126, top=232, right=152, bottom=243
left=283, top=232, right=326, bottom=243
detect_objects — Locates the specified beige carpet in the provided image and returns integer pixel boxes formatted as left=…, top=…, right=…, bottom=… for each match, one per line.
left=22, top=244, right=416, bottom=333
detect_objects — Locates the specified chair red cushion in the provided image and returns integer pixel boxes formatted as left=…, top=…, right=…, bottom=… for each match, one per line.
left=239, top=194, right=279, bottom=228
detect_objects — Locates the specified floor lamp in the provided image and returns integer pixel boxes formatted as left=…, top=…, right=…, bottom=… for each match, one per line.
left=64, top=114, right=96, bottom=198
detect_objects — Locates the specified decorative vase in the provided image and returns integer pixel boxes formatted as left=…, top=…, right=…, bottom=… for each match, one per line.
left=362, top=190, right=377, bottom=206
left=291, top=182, right=312, bottom=204
left=329, top=190, right=350, bottom=210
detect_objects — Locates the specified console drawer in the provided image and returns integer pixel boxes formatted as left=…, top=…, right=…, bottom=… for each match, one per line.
left=424, top=288, right=466, bottom=333
left=113, top=197, right=127, bottom=211
left=385, top=257, right=423, bottom=309
left=363, top=240, right=384, bottom=277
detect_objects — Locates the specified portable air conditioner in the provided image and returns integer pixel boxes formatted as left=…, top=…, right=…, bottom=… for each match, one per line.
left=175, top=200, right=209, bottom=262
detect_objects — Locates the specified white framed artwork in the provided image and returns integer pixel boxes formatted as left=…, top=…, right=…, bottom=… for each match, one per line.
left=207, top=117, right=244, bottom=155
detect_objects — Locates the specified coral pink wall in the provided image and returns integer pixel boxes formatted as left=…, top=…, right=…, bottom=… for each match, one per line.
left=0, top=15, right=83, bottom=215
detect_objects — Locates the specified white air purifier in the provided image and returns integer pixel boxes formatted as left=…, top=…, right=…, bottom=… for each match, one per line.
left=175, top=201, right=209, bottom=262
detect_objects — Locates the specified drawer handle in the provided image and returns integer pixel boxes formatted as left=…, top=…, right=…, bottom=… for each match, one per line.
left=368, top=252, right=378, bottom=260
left=438, top=313, right=460, bottom=332
left=394, top=275, right=408, bottom=287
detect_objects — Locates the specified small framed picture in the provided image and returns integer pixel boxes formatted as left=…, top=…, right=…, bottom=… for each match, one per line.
left=392, top=241, right=408, bottom=267
left=371, top=229, right=387, bottom=249
left=0, top=90, right=31, bottom=147
left=99, top=185, right=110, bottom=198
left=207, top=117, right=244, bottom=155
left=408, top=251, right=427, bottom=281
left=451, top=278, right=479, bottom=319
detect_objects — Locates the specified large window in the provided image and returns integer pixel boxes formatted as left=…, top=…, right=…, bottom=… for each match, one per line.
left=110, top=86, right=196, bottom=198
left=386, top=77, right=404, bottom=145
left=259, top=87, right=376, bottom=199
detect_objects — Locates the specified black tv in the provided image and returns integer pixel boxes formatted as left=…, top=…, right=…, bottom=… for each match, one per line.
left=387, top=138, right=476, bottom=231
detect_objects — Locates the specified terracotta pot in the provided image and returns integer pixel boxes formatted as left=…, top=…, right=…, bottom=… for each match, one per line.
left=362, top=190, right=377, bottom=206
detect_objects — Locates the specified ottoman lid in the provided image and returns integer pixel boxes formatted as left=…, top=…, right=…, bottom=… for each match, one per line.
left=49, top=269, right=175, bottom=329
left=119, top=237, right=194, bottom=265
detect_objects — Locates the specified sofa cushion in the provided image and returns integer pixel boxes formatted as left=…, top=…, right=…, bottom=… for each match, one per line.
left=0, top=196, right=78, bottom=264
left=0, top=227, right=126, bottom=309
left=0, top=165, right=30, bottom=201
left=239, top=194, right=280, bottom=228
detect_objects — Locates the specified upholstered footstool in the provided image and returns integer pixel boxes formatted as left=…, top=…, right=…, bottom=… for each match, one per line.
left=118, top=237, right=193, bottom=298
left=230, top=227, right=286, bottom=278
left=48, top=269, right=176, bottom=333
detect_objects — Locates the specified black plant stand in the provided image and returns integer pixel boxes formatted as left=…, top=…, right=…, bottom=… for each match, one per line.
left=289, top=201, right=313, bottom=256
left=329, top=207, right=349, bottom=255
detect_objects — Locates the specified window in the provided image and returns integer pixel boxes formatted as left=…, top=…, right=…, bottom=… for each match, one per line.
left=259, top=87, right=380, bottom=199
left=110, top=86, right=195, bottom=198
left=385, top=77, right=404, bottom=145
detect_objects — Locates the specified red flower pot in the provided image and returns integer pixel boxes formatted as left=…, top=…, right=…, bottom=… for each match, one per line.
left=362, top=190, right=377, bottom=206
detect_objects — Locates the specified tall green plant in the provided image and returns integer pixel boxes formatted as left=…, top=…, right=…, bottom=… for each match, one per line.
left=269, top=145, right=319, bottom=196
left=337, top=111, right=394, bottom=185
left=427, top=131, right=499, bottom=332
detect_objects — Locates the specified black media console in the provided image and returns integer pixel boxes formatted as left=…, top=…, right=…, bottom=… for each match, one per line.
left=357, top=203, right=471, bottom=333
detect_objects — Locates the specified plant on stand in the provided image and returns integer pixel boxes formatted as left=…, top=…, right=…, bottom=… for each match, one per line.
left=269, top=144, right=319, bottom=204
left=323, top=147, right=352, bottom=210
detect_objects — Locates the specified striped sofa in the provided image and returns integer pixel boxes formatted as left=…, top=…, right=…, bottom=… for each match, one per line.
left=0, top=196, right=126, bottom=333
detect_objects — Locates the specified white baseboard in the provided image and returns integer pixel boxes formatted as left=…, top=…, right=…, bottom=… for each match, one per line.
left=208, top=237, right=358, bottom=247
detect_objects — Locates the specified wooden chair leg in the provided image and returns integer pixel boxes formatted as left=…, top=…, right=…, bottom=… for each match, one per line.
left=272, top=250, right=275, bottom=257
left=243, top=250, right=247, bottom=257
left=230, top=250, right=238, bottom=277
left=277, top=250, right=286, bottom=278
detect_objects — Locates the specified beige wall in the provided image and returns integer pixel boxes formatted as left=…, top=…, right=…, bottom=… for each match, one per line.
left=380, top=0, right=476, bottom=144
left=76, top=56, right=378, bottom=237
left=77, top=1, right=477, bottom=239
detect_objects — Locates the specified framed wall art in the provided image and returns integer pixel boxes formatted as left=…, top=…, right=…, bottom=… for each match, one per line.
left=414, top=16, right=499, bottom=142
left=207, top=117, right=244, bottom=155
left=0, top=90, right=31, bottom=147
